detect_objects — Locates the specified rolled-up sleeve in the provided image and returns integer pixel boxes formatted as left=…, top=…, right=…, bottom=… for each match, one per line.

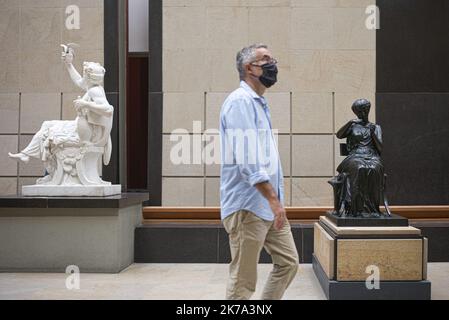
left=247, top=170, right=270, bottom=187
left=222, top=98, right=271, bottom=187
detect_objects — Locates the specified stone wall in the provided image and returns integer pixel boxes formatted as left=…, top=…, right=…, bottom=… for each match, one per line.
left=161, top=0, right=376, bottom=206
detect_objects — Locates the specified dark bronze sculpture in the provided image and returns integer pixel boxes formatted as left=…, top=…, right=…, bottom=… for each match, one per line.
left=329, top=99, right=392, bottom=218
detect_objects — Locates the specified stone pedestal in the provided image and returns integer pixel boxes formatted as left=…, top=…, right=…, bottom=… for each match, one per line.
left=313, top=215, right=431, bottom=300
left=0, top=193, right=149, bottom=273
left=22, top=184, right=122, bottom=197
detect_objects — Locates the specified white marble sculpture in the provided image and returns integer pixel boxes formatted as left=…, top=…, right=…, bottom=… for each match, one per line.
left=8, top=44, right=121, bottom=197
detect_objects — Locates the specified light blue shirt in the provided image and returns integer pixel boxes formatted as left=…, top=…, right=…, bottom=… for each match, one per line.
left=219, top=81, right=284, bottom=222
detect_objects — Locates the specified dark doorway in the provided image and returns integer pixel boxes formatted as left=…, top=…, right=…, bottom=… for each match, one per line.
left=126, top=55, right=149, bottom=190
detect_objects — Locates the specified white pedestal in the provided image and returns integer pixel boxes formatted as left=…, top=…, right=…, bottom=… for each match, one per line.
left=22, top=185, right=122, bottom=197
left=0, top=193, right=149, bottom=273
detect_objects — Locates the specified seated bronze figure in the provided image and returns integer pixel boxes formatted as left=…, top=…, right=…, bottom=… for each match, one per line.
left=329, top=99, right=392, bottom=218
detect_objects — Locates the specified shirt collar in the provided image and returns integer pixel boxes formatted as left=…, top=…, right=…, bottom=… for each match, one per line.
left=240, top=81, right=268, bottom=107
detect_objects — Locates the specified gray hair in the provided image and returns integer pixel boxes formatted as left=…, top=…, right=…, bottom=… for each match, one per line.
left=236, top=44, right=268, bottom=80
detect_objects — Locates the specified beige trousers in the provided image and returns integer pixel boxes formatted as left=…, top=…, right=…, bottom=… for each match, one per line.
left=223, top=210, right=299, bottom=300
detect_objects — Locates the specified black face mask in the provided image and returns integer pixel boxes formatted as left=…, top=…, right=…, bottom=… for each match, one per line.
left=258, top=63, right=278, bottom=88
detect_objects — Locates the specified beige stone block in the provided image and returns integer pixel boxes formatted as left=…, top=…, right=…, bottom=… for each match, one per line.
left=334, top=7, right=376, bottom=50
left=0, top=8, right=20, bottom=93
left=206, top=49, right=241, bottom=92
left=206, top=6, right=248, bottom=50
left=291, top=50, right=375, bottom=93
left=162, top=177, right=204, bottom=206
left=248, top=7, right=290, bottom=51
left=290, top=50, right=335, bottom=93
left=242, top=0, right=290, bottom=6
left=292, top=92, right=333, bottom=134
left=292, top=135, right=334, bottom=176
left=206, top=0, right=290, bottom=6
left=164, top=0, right=205, bottom=6
left=20, top=44, right=63, bottom=93
left=266, top=92, right=291, bottom=134
left=0, top=94, right=20, bottom=134
left=333, top=50, right=375, bottom=93
left=337, top=0, right=376, bottom=7
left=0, top=135, right=18, bottom=176
left=291, top=8, right=334, bottom=50
left=18, top=135, right=46, bottom=177
left=291, top=0, right=337, bottom=6
left=162, top=134, right=204, bottom=177
left=292, top=178, right=333, bottom=206
left=270, top=50, right=292, bottom=93
left=283, top=177, right=292, bottom=207
left=0, top=50, right=20, bottom=93
left=337, top=239, right=423, bottom=281
left=206, top=92, right=228, bottom=131
left=21, top=8, right=62, bottom=46
left=278, top=135, right=291, bottom=176
left=20, top=93, right=61, bottom=134
left=61, top=0, right=104, bottom=8
left=0, top=0, right=20, bottom=9
left=205, top=163, right=220, bottom=177
left=205, top=177, right=220, bottom=206
left=163, top=49, right=208, bottom=92
left=163, top=92, right=205, bottom=133
left=204, top=130, right=221, bottom=177
left=163, top=6, right=206, bottom=50
left=0, top=177, right=18, bottom=195
left=314, top=223, right=335, bottom=278
left=20, top=0, right=61, bottom=7
left=62, top=7, right=103, bottom=51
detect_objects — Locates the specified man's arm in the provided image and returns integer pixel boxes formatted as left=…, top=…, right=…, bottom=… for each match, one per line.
left=255, top=182, right=287, bottom=231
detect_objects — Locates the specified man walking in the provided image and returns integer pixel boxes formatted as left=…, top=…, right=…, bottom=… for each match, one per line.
left=220, top=44, right=299, bottom=300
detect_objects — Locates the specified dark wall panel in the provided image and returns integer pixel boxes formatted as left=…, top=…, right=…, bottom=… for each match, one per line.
left=377, top=93, right=449, bottom=205
left=147, top=0, right=163, bottom=205
left=377, top=0, right=449, bottom=205
left=127, top=57, right=149, bottom=190
left=377, top=0, right=449, bottom=93
left=103, top=0, right=120, bottom=185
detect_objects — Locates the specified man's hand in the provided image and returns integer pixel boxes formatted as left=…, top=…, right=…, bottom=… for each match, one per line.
left=270, top=199, right=287, bottom=231
left=255, top=181, right=287, bottom=231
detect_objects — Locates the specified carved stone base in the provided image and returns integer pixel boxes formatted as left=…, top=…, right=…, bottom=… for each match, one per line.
left=22, top=185, right=122, bottom=197
left=313, top=255, right=431, bottom=300
left=313, top=216, right=431, bottom=300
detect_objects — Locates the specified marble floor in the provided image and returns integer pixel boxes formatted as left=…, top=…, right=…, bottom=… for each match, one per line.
left=0, top=263, right=448, bottom=300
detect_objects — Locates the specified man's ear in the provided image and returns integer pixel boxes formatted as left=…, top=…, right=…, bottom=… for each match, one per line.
left=246, top=64, right=254, bottom=77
